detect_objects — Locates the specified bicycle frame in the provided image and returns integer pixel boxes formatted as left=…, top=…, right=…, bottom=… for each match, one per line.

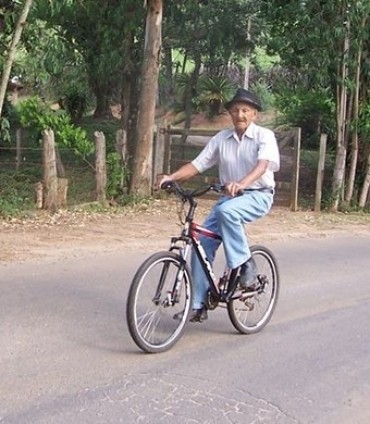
left=169, top=210, right=239, bottom=303
left=160, top=181, right=245, bottom=303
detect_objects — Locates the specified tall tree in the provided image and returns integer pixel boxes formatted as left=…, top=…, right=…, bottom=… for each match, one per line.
left=130, top=0, right=163, bottom=196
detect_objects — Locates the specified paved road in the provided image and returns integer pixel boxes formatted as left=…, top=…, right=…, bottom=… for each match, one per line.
left=1, top=235, right=370, bottom=424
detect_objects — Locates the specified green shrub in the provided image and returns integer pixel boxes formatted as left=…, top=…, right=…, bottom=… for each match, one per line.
left=250, top=82, right=274, bottom=111
left=0, top=169, right=38, bottom=217
left=0, top=116, right=11, bottom=144
left=16, top=96, right=93, bottom=158
left=106, top=152, right=130, bottom=200
left=197, top=75, right=236, bottom=117
left=274, top=87, right=335, bottom=149
left=63, top=86, right=88, bottom=122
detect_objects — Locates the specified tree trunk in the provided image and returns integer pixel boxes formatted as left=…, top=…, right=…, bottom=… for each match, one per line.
left=89, top=72, right=112, bottom=119
left=359, top=149, right=370, bottom=209
left=344, top=104, right=358, bottom=206
left=180, top=50, right=202, bottom=147
left=93, top=85, right=111, bottom=119
left=120, top=30, right=139, bottom=176
left=15, top=128, right=21, bottom=170
left=130, top=0, right=163, bottom=196
left=243, top=16, right=252, bottom=90
left=55, top=147, right=65, bottom=178
left=42, top=129, right=58, bottom=213
left=57, top=178, right=68, bottom=208
left=94, top=131, right=108, bottom=205
left=126, top=78, right=139, bottom=177
left=331, top=20, right=350, bottom=211
left=162, top=44, right=174, bottom=105
left=345, top=16, right=366, bottom=205
left=0, top=0, right=33, bottom=117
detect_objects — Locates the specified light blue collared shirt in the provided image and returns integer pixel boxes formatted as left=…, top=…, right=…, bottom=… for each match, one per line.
left=192, top=122, right=280, bottom=188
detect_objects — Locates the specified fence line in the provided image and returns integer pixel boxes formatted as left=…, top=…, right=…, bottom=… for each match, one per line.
left=0, top=146, right=76, bottom=152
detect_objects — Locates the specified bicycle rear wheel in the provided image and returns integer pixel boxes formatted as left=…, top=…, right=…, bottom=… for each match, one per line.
left=227, top=245, right=279, bottom=335
left=126, top=251, right=192, bottom=353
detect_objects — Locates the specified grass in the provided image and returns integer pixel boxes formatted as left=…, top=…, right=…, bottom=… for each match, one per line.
left=0, top=161, right=96, bottom=217
left=0, top=166, right=41, bottom=217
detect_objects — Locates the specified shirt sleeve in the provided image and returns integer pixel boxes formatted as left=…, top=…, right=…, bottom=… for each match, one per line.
left=257, top=128, right=280, bottom=172
left=191, top=135, right=220, bottom=173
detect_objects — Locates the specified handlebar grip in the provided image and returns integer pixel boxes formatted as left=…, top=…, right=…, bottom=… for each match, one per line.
left=160, top=181, right=173, bottom=190
left=210, top=184, right=225, bottom=193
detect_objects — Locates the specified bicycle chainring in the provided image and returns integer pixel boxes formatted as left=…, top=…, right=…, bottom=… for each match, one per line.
left=206, top=290, right=219, bottom=310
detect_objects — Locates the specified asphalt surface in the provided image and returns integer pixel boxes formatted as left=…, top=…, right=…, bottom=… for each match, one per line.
left=1, top=235, right=370, bottom=423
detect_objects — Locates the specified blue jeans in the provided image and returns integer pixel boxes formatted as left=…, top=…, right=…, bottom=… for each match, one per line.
left=190, top=191, right=273, bottom=309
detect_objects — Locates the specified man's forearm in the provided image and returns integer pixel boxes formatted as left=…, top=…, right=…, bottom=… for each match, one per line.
left=169, top=163, right=199, bottom=182
left=239, top=160, right=269, bottom=188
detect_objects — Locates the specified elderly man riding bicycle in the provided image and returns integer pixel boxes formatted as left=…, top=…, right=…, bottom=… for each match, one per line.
left=158, top=88, right=280, bottom=323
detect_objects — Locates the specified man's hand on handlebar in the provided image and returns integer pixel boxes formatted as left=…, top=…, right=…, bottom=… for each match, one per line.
left=155, top=174, right=172, bottom=190
left=225, top=181, right=244, bottom=197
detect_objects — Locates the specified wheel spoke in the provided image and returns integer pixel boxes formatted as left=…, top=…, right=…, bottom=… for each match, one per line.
left=137, top=308, right=158, bottom=339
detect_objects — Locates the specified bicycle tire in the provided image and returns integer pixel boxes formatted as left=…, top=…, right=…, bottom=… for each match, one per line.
left=126, top=251, right=192, bottom=353
left=227, top=245, right=280, bottom=335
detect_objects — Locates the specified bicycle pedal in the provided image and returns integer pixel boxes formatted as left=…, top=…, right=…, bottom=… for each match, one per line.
left=242, top=300, right=254, bottom=311
left=240, top=289, right=257, bottom=299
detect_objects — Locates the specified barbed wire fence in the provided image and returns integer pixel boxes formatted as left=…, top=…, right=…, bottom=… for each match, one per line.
left=0, top=130, right=102, bottom=212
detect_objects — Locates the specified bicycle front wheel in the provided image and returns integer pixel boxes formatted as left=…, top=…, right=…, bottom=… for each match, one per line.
left=227, top=245, right=280, bottom=335
left=126, top=251, right=192, bottom=353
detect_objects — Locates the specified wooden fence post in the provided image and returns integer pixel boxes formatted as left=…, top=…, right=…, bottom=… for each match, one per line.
left=94, top=131, right=107, bottom=205
left=115, top=128, right=127, bottom=164
left=290, top=127, right=301, bottom=211
left=15, top=128, right=21, bottom=171
left=42, top=128, right=58, bottom=212
left=163, top=124, right=172, bottom=175
left=57, top=178, right=68, bottom=208
left=314, top=134, right=327, bottom=212
left=153, top=120, right=167, bottom=181
left=35, top=181, right=43, bottom=209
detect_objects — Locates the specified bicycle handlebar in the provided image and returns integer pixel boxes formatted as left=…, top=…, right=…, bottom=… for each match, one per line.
left=160, top=181, right=224, bottom=200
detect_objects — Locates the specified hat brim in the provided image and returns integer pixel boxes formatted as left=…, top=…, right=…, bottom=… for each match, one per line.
left=225, top=98, right=262, bottom=112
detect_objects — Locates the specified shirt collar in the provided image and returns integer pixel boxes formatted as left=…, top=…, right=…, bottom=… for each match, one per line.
left=245, top=122, right=256, bottom=139
left=228, top=122, right=257, bottom=142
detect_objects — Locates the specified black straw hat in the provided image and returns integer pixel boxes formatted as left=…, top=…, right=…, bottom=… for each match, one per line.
left=225, top=88, right=262, bottom=112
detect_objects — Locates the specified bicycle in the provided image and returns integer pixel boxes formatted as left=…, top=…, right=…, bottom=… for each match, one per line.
left=126, top=182, right=280, bottom=353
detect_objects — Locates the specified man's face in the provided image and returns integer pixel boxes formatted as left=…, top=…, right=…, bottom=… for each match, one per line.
left=228, top=102, right=258, bottom=134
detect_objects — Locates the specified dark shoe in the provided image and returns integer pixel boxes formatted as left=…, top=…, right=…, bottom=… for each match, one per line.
left=173, top=310, right=185, bottom=320
left=189, top=307, right=208, bottom=323
left=238, top=257, right=258, bottom=291
left=173, top=307, right=208, bottom=322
